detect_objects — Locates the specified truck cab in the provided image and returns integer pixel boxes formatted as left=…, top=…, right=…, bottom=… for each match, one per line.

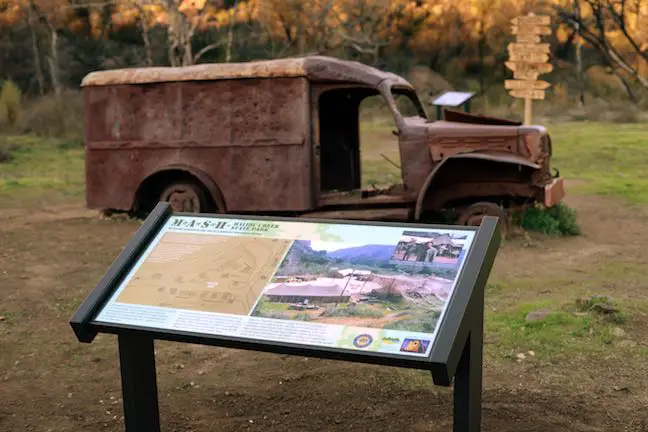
left=81, top=55, right=564, bottom=234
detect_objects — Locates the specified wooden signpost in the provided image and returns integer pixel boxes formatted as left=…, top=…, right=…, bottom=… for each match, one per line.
left=506, top=13, right=553, bottom=125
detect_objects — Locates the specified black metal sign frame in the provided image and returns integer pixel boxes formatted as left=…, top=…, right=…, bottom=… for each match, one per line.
left=70, top=202, right=501, bottom=432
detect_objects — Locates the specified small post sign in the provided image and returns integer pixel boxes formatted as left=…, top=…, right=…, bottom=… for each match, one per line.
left=506, top=13, right=553, bottom=125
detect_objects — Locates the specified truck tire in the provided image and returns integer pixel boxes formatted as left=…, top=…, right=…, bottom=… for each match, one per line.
left=159, top=181, right=209, bottom=213
left=457, top=202, right=509, bottom=238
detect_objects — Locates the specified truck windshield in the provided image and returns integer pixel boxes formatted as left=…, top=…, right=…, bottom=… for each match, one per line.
left=391, top=88, right=428, bottom=119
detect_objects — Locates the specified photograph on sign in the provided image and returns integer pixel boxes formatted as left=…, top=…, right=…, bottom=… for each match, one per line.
left=93, top=216, right=477, bottom=359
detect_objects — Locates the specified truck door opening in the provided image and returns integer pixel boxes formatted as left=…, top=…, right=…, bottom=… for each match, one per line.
left=318, top=88, right=363, bottom=193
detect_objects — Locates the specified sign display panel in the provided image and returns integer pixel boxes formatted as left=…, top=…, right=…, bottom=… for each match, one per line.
left=94, top=216, right=476, bottom=359
left=431, top=91, right=475, bottom=107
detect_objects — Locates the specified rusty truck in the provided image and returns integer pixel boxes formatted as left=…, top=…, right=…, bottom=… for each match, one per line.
left=81, top=55, right=565, bottom=235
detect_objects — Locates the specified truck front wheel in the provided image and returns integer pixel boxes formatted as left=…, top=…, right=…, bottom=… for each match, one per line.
left=457, top=202, right=509, bottom=238
left=159, top=182, right=208, bottom=213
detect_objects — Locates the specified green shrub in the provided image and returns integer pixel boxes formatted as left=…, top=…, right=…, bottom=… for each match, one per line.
left=0, top=80, right=22, bottom=126
left=521, top=202, right=582, bottom=236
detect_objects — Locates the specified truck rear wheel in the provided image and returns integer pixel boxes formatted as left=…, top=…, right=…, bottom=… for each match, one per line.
left=159, top=182, right=208, bottom=213
left=457, top=202, right=509, bottom=238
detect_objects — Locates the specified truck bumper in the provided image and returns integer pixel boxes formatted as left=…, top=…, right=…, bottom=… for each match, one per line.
left=543, top=176, right=565, bottom=208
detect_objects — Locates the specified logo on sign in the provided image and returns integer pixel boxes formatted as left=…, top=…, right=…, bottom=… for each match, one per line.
left=353, top=334, right=374, bottom=348
left=381, top=337, right=400, bottom=345
left=400, top=338, right=431, bottom=354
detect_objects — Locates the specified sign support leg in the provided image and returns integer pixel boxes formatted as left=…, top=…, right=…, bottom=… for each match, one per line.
left=453, top=290, right=484, bottom=432
left=118, top=333, right=161, bottom=432
left=524, top=97, right=532, bottom=125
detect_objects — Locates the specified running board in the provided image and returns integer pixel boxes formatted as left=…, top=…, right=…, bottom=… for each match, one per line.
left=299, top=207, right=413, bottom=222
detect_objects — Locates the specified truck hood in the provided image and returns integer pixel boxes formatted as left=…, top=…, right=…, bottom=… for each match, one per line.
left=441, top=109, right=523, bottom=126
left=401, top=116, right=548, bottom=165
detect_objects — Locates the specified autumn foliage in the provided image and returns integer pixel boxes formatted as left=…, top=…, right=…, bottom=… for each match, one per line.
left=0, top=0, right=646, bottom=104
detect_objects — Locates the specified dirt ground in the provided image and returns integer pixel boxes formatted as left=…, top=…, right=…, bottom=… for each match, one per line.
left=1, top=192, right=648, bottom=432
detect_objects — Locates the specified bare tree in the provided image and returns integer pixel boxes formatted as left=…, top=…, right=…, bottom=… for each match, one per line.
left=332, top=0, right=393, bottom=65
left=161, top=0, right=227, bottom=67
left=129, top=0, right=155, bottom=66
left=555, top=0, right=648, bottom=98
left=255, top=0, right=339, bottom=58
left=28, top=0, right=115, bottom=94
left=31, top=1, right=63, bottom=95
left=26, top=1, right=45, bottom=95
left=574, top=0, right=585, bottom=106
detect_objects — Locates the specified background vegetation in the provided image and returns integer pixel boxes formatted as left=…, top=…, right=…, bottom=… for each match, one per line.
left=0, top=0, right=646, bottom=124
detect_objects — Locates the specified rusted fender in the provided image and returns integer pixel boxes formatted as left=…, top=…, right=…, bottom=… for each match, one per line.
left=413, top=152, right=542, bottom=220
left=135, top=164, right=228, bottom=213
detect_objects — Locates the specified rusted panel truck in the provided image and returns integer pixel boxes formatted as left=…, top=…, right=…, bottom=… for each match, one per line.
left=81, top=55, right=565, bottom=236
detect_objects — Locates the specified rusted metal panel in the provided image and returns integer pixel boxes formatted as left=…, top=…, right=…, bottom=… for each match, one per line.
left=425, top=182, right=541, bottom=210
left=86, top=83, right=182, bottom=142
left=427, top=135, right=521, bottom=161
left=396, top=135, right=432, bottom=193
left=543, top=176, right=565, bottom=208
left=85, top=77, right=312, bottom=212
left=443, top=109, right=523, bottom=126
left=300, top=208, right=413, bottom=221
left=317, top=192, right=413, bottom=207
left=181, top=80, right=232, bottom=143
left=446, top=151, right=542, bottom=169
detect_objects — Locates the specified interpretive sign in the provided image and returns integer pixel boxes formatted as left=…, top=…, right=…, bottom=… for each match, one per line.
left=430, top=91, right=476, bottom=120
left=505, top=12, right=552, bottom=124
left=70, top=202, right=501, bottom=432
left=431, top=91, right=475, bottom=108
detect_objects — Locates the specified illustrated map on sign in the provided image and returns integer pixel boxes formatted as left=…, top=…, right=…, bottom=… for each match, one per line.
left=116, top=232, right=293, bottom=315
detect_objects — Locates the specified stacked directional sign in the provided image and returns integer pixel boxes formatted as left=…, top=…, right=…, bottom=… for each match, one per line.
left=505, top=13, right=553, bottom=123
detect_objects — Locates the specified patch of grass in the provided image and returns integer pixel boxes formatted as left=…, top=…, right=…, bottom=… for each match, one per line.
left=322, top=305, right=386, bottom=318
left=359, top=118, right=402, bottom=187
left=485, top=300, right=626, bottom=361
left=519, top=202, right=582, bottom=236
left=549, top=122, right=648, bottom=203
left=0, top=134, right=85, bottom=203
left=383, top=310, right=441, bottom=332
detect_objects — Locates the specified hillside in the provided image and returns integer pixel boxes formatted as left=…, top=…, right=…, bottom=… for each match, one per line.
left=326, top=244, right=395, bottom=263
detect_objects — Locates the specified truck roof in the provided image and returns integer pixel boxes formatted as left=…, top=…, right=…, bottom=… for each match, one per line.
left=81, top=55, right=414, bottom=89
